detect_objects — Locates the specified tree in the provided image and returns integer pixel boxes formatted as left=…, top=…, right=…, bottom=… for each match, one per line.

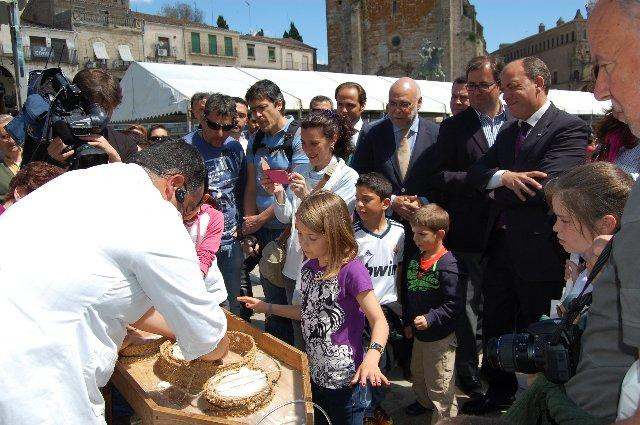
left=256, top=28, right=264, bottom=36
left=284, top=22, right=303, bottom=42
left=216, top=15, right=229, bottom=29
left=160, top=2, right=204, bottom=24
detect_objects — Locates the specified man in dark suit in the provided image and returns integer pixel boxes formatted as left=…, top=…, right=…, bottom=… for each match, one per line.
left=352, top=77, right=439, bottom=223
left=335, top=81, right=370, bottom=151
left=462, top=57, right=588, bottom=415
left=428, top=55, right=508, bottom=399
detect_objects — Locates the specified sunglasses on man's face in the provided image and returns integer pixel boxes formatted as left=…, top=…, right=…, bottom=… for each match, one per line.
left=148, top=136, right=169, bottom=143
left=206, top=119, right=235, bottom=131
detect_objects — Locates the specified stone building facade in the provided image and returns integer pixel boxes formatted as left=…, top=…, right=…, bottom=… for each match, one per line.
left=239, top=35, right=316, bottom=71
left=326, top=0, right=486, bottom=80
left=492, top=10, right=590, bottom=91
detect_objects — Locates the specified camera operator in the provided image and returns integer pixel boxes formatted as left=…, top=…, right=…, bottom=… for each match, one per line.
left=0, top=139, right=229, bottom=424
left=23, top=69, right=138, bottom=167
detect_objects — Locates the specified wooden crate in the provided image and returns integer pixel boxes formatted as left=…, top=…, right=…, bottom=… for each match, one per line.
left=110, top=311, right=313, bottom=424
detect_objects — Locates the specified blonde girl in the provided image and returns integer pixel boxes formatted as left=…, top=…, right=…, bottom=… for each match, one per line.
left=239, top=191, right=389, bottom=425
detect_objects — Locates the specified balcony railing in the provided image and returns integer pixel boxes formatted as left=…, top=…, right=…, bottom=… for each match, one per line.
left=71, top=9, right=142, bottom=30
left=24, top=46, right=78, bottom=64
left=187, top=43, right=238, bottom=58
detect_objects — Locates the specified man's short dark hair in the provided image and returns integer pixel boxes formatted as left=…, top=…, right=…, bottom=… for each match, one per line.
left=147, top=124, right=168, bottom=138
left=190, top=92, right=211, bottom=108
left=356, top=172, right=392, bottom=200
left=310, top=95, right=334, bottom=110
left=245, top=79, right=286, bottom=110
left=232, top=96, right=248, bottom=108
left=453, top=76, right=467, bottom=85
left=522, top=56, right=552, bottom=94
left=72, top=69, right=122, bottom=115
left=334, top=81, right=367, bottom=106
left=203, top=93, right=237, bottom=119
left=132, top=139, right=206, bottom=194
left=466, top=55, right=505, bottom=83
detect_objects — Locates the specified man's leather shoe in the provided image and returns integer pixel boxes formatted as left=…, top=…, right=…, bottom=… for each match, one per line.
left=405, top=401, right=432, bottom=416
left=457, top=374, right=483, bottom=397
left=460, top=394, right=513, bottom=415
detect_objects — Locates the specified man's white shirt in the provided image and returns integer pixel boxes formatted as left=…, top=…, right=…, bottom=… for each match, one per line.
left=0, top=163, right=226, bottom=424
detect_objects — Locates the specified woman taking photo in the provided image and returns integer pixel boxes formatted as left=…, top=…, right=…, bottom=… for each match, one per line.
left=261, top=110, right=359, bottom=348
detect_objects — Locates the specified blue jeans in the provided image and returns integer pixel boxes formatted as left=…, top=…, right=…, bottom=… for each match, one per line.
left=284, top=275, right=305, bottom=350
left=312, top=381, right=371, bottom=425
left=216, top=239, right=243, bottom=316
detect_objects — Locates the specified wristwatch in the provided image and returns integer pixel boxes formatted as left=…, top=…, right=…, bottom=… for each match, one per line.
left=368, top=341, right=385, bottom=355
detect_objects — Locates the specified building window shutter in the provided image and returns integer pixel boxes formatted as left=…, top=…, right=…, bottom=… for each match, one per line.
left=191, top=32, right=201, bottom=53
left=224, top=37, right=233, bottom=56
left=208, top=34, right=217, bottom=55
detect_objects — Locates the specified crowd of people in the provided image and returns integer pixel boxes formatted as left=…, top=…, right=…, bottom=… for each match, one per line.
left=0, top=1, right=639, bottom=424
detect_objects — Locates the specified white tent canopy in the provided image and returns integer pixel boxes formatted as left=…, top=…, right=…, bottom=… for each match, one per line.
left=112, top=62, right=611, bottom=122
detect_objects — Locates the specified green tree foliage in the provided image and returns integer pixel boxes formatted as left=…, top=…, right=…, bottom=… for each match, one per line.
left=160, top=2, right=204, bottom=23
left=216, top=15, right=229, bottom=29
left=256, top=28, right=264, bottom=36
left=283, top=22, right=303, bottom=42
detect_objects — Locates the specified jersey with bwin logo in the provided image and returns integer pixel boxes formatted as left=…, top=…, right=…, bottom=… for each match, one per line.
left=354, top=218, right=405, bottom=305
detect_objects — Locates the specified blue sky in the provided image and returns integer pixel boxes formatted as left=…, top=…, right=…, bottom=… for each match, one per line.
left=130, top=0, right=589, bottom=64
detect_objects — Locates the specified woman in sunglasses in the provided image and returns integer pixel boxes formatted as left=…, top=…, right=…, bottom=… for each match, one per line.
left=147, top=124, right=170, bottom=145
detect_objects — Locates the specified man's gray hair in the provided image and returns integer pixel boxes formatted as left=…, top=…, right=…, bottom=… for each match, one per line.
left=522, top=57, right=551, bottom=94
left=132, top=139, right=206, bottom=194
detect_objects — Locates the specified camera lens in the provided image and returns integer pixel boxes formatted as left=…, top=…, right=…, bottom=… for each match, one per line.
left=487, top=333, right=538, bottom=374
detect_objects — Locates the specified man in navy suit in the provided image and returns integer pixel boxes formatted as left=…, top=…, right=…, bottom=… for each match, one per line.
left=351, top=77, right=439, bottom=225
left=463, top=57, right=588, bottom=415
left=428, top=55, right=508, bottom=399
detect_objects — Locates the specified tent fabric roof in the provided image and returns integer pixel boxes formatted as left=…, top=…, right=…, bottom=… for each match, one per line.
left=112, top=62, right=611, bottom=122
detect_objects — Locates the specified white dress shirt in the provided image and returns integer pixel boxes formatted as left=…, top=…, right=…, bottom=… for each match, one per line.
left=351, top=117, right=364, bottom=148
left=0, top=163, right=227, bottom=424
left=486, top=100, right=552, bottom=189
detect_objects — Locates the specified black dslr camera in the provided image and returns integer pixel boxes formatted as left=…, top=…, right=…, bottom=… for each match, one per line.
left=7, top=68, right=109, bottom=170
left=487, top=292, right=591, bottom=384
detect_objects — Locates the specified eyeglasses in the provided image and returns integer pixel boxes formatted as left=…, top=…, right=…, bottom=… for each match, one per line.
left=387, top=101, right=413, bottom=111
left=148, top=136, right=169, bottom=143
left=465, top=81, right=499, bottom=92
left=206, top=119, right=235, bottom=131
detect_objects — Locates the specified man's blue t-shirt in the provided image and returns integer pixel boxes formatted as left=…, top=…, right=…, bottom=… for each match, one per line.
left=184, top=130, right=245, bottom=245
left=245, top=116, right=308, bottom=229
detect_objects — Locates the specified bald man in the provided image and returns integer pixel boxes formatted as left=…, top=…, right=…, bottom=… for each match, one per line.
left=352, top=77, right=440, bottom=225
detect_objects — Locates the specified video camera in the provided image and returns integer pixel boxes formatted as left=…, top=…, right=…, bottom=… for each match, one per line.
left=7, top=67, right=109, bottom=169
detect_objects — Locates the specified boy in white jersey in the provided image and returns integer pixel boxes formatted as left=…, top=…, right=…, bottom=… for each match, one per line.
left=354, top=172, right=404, bottom=425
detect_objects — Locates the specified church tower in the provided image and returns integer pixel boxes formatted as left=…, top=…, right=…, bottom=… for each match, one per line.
left=326, top=0, right=486, bottom=79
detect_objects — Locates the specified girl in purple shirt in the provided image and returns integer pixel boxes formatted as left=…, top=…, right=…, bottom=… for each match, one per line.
left=239, top=191, right=389, bottom=425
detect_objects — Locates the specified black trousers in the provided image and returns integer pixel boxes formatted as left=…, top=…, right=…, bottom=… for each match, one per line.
left=454, top=251, right=485, bottom=378
left=481, top=230, right=563, bottom=402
